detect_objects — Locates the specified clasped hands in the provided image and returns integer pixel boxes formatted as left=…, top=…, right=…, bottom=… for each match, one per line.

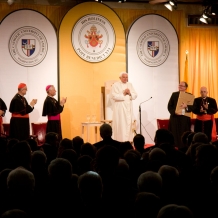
left=123, top=88, right=131, bottom=96
left=60, top=97, right=67, bottom=106
left=30, top=99, right=37, bottom=107
left=200, top=102, right=208, bottom=113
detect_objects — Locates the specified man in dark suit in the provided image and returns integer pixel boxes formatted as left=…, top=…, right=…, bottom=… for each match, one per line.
left=168, top=81, right=193, bottom=149
left=192, top=86, right=218, bottom=142
left=93, top=123, right=121, bottom=151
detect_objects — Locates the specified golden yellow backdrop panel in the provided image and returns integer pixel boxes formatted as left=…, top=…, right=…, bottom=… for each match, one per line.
left=59, top=2, right=126, bottom=142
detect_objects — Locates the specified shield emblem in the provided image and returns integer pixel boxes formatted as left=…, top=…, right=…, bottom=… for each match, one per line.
left=22, top=39, right=35, bottom=57
left=147, top=41, right=159, bottom=57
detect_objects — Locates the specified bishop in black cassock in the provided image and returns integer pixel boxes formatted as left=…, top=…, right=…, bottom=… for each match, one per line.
left=42, top=85, right=67, bottom=142
left=9, top=83, right=37, bottom=141
left=192, top=86, right=218, bottom=142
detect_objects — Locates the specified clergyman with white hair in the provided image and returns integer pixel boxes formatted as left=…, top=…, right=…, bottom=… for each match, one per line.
left=110, top=72, right=137, bottom=142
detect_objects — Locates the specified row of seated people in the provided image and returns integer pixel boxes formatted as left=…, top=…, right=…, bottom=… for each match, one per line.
left=0, top=124, right=218, bottom=218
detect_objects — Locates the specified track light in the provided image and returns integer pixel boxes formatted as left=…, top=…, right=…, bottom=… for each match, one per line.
left=164, top=3, right=173, bottom=11
left=169, top=0, right=175, bottom=6
left=118, top=0, right=126, bottom=3
left=7, top=0, right=15, bottom=5
left=165, top=1, right=177, bottom=11
left=199, top=16, right=208, bottom=24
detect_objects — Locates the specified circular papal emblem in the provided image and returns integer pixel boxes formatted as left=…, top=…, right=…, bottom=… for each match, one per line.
left=136, top=29, right=170, bottom=67
left=72, top=14, right=115, bottom=63
left=9, top=26, right=48, bottom=67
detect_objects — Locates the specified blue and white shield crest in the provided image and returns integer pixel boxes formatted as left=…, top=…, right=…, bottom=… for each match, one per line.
left=22, top=39, right=35, bottom=57
left=147, top=41, right=159, bottom=57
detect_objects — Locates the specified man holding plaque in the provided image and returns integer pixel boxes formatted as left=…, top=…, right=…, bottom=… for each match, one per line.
left=192, top=86, right=217, bottom=142
left=168, top=81, right=194, bottom=149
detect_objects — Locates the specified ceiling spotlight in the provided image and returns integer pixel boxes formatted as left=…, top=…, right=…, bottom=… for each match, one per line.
left=199, top=16, right=208, bottom=24
left=164, top=3, right=173, bottom=11
left=169, top=0, right=174, bottom=6
left=165, top=1, right=177, bottom=11
left=7, top=0, right=15, bottom=5
left=202, top=12, right=208, bottom=19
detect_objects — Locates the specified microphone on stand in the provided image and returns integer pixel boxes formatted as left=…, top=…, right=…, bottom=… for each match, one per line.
left=139, top=97, right=152, bottom=134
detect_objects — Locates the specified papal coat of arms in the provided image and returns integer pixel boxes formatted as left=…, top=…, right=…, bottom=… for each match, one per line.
left=85, top=25, right=103, bottom=48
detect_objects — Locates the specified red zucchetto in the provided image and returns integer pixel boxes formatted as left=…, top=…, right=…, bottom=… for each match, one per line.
left=18, top=83, right=27, bottom=89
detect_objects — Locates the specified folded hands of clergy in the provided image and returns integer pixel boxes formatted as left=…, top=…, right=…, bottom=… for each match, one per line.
left=60, top=97, right=67, bottom=106
left=123, top=88, right=131, bottom=96
left=30, top=99, right=37, bottom=107
left=200, top=103, right=208, bottom=113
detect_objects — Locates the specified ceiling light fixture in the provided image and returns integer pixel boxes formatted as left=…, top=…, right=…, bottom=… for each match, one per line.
left=7, top=0, right=15, bottom=5
left=199, top=16, right=208, bottom=24
left=164, top=3, right=173, bottom=11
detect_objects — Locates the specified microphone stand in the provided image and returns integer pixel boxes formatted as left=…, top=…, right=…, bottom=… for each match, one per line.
left=139, top=97, right=152, bottom=134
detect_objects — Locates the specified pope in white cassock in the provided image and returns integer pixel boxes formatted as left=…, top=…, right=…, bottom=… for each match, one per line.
left=110, top=72, right=137, bottom=142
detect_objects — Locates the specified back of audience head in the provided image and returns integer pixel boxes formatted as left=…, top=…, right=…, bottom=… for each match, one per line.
left=95, top=145, right=120, bottom=174
left=77, top=155, right=93, bottom=175
left=181, top=131, right=193, bottom=147
left=148, top=148, right=166, bottom=172
left=195, top=143, right=218, bottom=169
left=72, top=136, right=84, bottom=155
left=158, top=165, right=179, bottom=186
left=119, top=141, right=133, bottom=158
left=124, top=149, right=141, bottom=168
left=78, top=171, right=103, bottom=203
left=7, top=138, right=19, bottom=152
left=80, top=142, right=96, bottom=159
left=60, top=149, right=78, bottom=173
left=133, top=134, right=145, bottom=154
left=115, top=158, right=129, bottom=177
left=0, top=168, right=12, bottom=193
left=31, top=150, right=47, bottom=171
left=45, top=132, right=59, bottom=147
left=11, top=141, right=32, bottom=170
left=0, top=137, right=7, bottom=153
left=7, top=167, right=35, bottom=193
left=48, top=158, right=72, bottom=183
left=99, top=123, right=112, bottom=139
left=137, top=171, right=162, bottom=196
left=192, top=132, right=209, bottom=144
left=134, top=192, right=161, bottom=218
left=157, top=204, right=193, bottom=218
left=26, top=138, right=39, bottom=152
left=1, top=209, right=28, bottom=218
left=154, top=129, right=174, bottom=147
left=57, top=138, right=73, bottom=157
left=210, top=165, right=218, bottom=189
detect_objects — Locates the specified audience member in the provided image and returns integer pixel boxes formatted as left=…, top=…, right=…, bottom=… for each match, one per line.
left=72, top=136, right=84, bottom=156
left=93, top=124, right=121, bottom=151
left=157, top=204, right=193, bottom=218
left=133, top=134, right=145, bottom=155
left=137, top=171, right=162, bottom=197
left=134, top=192, right=161, bottom=218
left=80, top=142, right=96, bottom=159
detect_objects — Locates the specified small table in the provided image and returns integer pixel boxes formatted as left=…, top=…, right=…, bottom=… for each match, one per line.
left=81, top=122, right=102, bottom=143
